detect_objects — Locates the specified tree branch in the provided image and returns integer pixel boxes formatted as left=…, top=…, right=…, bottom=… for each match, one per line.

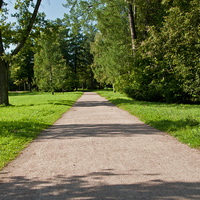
left=12, top=0, right=42, bottom=56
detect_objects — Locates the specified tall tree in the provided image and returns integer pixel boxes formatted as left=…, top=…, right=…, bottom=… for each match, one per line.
left=63, top=6, right=96, bottom=90
left=91, top=0, right=132, bottom=90
left=34, top=31, right=67, bottom=94
left=0, top=0, right=42, bottom=105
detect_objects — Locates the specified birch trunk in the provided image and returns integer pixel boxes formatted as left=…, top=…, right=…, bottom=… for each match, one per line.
left=126, top=0, right=137, bottom=52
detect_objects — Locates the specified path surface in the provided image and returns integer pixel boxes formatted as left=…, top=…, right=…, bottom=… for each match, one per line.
left=0, top=92, right=200, bottom=200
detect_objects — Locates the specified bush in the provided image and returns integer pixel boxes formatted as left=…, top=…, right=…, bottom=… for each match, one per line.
left=123, top=82, right=163, bottom=102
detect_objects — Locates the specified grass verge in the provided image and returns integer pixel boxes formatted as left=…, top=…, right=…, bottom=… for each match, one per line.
left=96, top=90, right=200, bottom=149
left=0, top=92, right=83, bottom=170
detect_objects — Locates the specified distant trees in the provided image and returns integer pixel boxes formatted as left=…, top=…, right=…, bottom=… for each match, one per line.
left=4, top=0, right=200, bottom=103
left=34, top=17, right=95, bottom=93
left=6, top=8, right=96, bottom=95
left=73, top=0, right=200, bottom=103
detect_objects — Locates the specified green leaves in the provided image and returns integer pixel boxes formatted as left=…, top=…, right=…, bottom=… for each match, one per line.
left=126, top=0, right=200, bottom=103
left=34, top=29, right=67, bottom=92
left=91, top=0, right=132, bottom=87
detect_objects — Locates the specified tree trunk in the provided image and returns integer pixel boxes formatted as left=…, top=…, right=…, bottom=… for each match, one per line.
left=90, top=68, right=94, bottom=90
left=28, top=76, right=32, bottom=92
left=113, top=83, right=116, bottom=93
left=134, top=3, right=137, bottom=23
left=74, top=46, right=78, bottom=91
left=0, top=59, right=9, bottom=105
left=49, top=64, right=54, bottom=95
left=74, top=46, right=77, bottom=75
left=24, top=82, right=26, bottom=91
left=126, top=1, right=137, bottom=52
left=0, top=10, right=9, bottom=105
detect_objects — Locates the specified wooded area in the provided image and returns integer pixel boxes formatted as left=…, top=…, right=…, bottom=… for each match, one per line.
left=0, top=0, right=199, bottom=105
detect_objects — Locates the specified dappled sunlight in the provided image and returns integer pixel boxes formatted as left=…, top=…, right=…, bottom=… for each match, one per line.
left=1, top=171, right=200, bottom=199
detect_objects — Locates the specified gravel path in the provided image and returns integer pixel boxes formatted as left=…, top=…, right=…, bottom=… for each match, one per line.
left=0, top=92, right=200, bottom=200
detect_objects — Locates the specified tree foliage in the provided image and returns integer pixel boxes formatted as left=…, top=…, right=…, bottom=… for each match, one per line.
left=3, top=0, right=200, bottom=104
left=132, top=0, right=200, bottom=103
left=10, top=39, right=34, bottom=91
left=89, top=0, right=200, bottom=103
left=34, top=29, right=67, bottom=93
left=33, top=17, right=95, bottom=92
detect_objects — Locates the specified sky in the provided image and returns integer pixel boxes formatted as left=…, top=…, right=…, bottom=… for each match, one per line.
left=5, top=0, right=70, bottom=52
left=39, top=0, right=69, bottom=20
left=7, top=0, right=69, bottom=21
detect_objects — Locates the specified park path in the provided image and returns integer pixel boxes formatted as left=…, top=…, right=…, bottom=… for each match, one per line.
left=0, top=92, right=200, bottom=200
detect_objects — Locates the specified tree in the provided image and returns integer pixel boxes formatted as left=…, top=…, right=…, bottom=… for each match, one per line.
left=62, top=0, right=200, bottom=103
left=34, top=31, right=67, bottom=94
left=63, top=7, right=96, bottom=90
left=127, top=0, right=200, bottom=103
left=64, top=0, right=137, bottom=52
left=64, top=0, right=166, bottom=91
left=10, top=39, right=34, bottom=91
left=90, top=0, right=133, bottom=91
left=0, top=0, right=42, bottom=105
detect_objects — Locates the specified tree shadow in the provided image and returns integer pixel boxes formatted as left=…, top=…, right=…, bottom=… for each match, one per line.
left=7, top=100, right=76, bottom=107
left=0, top=170, right=200, bottom=199
left=47, top=100, right=76, bottom=106
left=107, top=98, right=200, bottom=133
left=39, top=123, right=162, bottom=140
left=109, top=98, right=200, bottom=109
left=74, top=101, right=115, bottom=108
left=0, top=121, right=49, bottom=138
left=148, top=119, right=200, bottom=132
left=8, top=92, right=39, bottom=97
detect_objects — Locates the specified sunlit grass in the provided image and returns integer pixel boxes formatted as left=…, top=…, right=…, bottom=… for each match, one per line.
left=0, top=92, right=83, bottom=169
left=96, top=90, right=200, bottom=149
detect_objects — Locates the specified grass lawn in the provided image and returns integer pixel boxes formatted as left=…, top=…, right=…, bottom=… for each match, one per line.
left=0, top=92, right=83, bottom=170
left=96, top=90, right=200, bottom=150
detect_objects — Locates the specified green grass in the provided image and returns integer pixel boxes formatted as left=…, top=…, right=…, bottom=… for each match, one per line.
left=96, top=90, right=200, bottom=149
left=0, top=92, right=83, bottom=170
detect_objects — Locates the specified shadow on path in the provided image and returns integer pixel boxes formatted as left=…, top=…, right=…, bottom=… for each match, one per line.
left=40, top=123, right=162, bottom=140
left=74, top=101, right=115, bottom=108
left=1, top=170, right=200, bottom=200
left=1, top=93, right=199, bottom=199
